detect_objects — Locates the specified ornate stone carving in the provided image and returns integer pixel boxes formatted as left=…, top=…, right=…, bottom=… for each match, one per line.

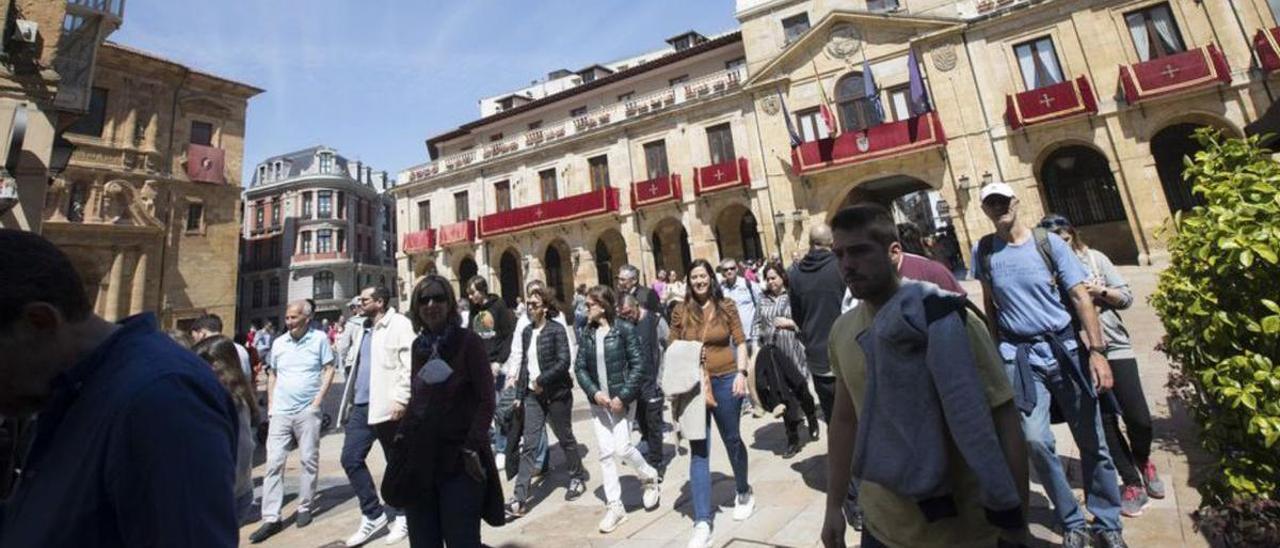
left=44, top=177, right=69, bottom=221
left=138, top=180, right=159, bottom=219
left=760, top=95, right=780, bottom=116
left=931, top=41, right=959, bottom=73
left=102, top=179, right=162, bottom=227
left=826, top=23, right=863, bottom=61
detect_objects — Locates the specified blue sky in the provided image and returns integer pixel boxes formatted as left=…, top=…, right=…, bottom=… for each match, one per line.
left=111, top=1, right=738, bottom=182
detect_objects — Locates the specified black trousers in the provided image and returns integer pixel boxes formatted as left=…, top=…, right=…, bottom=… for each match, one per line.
left=813, top=374, right=836, bottom=424
left=1100, top=358, right=1154, bottom=486
left=513, top=393, right=584, bottom=502
left=634, top=383, right=665, bottom=472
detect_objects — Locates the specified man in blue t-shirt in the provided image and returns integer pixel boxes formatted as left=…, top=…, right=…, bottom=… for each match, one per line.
left=973, top=183, right=1127, bottom=548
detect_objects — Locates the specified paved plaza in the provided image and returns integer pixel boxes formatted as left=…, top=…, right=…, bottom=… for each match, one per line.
left=241, top=266, right=1213, bottom=548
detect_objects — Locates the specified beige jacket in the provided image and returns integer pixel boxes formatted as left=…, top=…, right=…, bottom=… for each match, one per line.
left=344, top=308, right=415, bottom=424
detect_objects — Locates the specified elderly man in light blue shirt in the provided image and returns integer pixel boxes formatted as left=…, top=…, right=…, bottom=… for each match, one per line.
left=718, top=258, right=761, bottom=353
left=251, top=300, right=336, bottom=543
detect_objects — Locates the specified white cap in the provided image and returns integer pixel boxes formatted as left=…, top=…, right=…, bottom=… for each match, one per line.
left=979, top=182, right=1016, bottom=202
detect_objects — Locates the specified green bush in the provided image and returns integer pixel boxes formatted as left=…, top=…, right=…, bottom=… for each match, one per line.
left=1150, top=129, right=1280, bottom=546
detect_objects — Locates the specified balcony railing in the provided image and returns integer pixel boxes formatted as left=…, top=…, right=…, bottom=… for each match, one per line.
left=1254, top=27, right=1280, bottom=73
left=693, top=158, right=751, bottom=196
left=53, top=0, right=125, bottom=112
left=402, top=66, right=747, bottom=185
left=437, top=220, right=477, bottom=247
left=1005, top=76, right=1098, bottom=130
left=478, top=187, right=619, bottom=238
left=402, top=229, right=437, bottom=254
left=631, top=173, right=683, bottom=209
left=1118, top=45, right=1231, bottom=104
left=790, top=112, right=947, bottom=176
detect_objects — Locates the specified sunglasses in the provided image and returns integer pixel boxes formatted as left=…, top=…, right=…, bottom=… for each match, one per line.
left=1039, top=218, right=1071, bottom=229
left=416, top=294, right=449, bottom=305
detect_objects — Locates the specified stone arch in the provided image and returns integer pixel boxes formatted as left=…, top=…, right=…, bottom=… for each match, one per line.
left=651, top=216, right=692, bottom=279
left=594, top=228, right=628, bottom=287
left=455, top=255, right=478, bottom=297
left=1036, top=143, right=1138, bottom=263
left=543, top=239, right=573, bottom=306
left=713, top=204, right=764, bottom=263
left=498, top=248, right=522, bottom=309
left=1149, top=117, right=1240, bottom=216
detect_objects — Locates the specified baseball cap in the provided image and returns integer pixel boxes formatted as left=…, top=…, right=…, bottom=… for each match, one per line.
left=979, top=182, right=1016, bottom=202
left=348, top=297, right=361, bottom=308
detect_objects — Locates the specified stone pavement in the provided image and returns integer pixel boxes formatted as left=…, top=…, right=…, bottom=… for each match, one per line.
left=241, top=266, right=1213, bottom=548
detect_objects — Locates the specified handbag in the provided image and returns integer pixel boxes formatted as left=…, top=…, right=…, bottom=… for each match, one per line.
left=380, top=425, right=418, bottom=508
left=661, top=307, right=712, bottom=395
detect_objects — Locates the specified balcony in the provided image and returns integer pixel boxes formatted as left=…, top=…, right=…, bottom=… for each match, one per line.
left=631, top=173, right=683, bottom=209
left=478, top=187, right=619, bottom=238
left=402, top=66, right=747, bottom=185
left=1005, top=76, right=1098, bottom=131
left=292, top=251, right=349, bottom=263
left=402, top=229, right=437, bottom=254
left=693, top=158, right=751, bottom=196
left=790, top=112, right=947, bottom=176
left=437, top=220, right=477, bottom=247
left=1254, top=27, right=1280, bottom=73
left=1118, top=45, right=1231, bottom=105
left=53, top=0, right=126, bottom=112
left=186, top=144, right=227, bottom=184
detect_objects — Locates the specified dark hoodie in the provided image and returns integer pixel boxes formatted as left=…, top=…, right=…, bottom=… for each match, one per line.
left=788, top=248, right=844, bottom=376
left=468, top=293, right=515, bottom=365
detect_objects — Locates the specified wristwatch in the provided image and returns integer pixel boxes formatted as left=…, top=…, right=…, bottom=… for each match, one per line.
left=738, top=369, right=749, bottom=377
left=1088, top=346, right=1106, bottom=356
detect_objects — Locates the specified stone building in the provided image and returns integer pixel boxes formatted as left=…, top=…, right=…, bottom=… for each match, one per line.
left=237, top=147, right=398, bottom=331
left=0, top=0, right=123, bottom=233
left=393, top=0, right=1280, bottom=300
left=38, top=42, right=261, bottom=331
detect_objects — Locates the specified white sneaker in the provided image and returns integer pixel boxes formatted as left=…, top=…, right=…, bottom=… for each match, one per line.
left=383, top=515, right=408, bottom=544
left=642, top=479, right=661, bottom=511
left=598, top=504, right=628, bottom=533
left=344, top=514, right=388, bottom=547
left=687, top=521, right=713, bottom=548
left=495, top=453, right=506, bottom=471
left=733, top=489, right=755, bottom=521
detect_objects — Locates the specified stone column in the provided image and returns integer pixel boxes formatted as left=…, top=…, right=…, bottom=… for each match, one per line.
left=130, top=249, right=148, bottom=315
left=104, top=249, right=126, bottom=322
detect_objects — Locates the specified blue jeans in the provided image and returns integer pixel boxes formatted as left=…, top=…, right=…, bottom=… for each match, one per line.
left=340, top=404, right=400, bottom=520
left=690, top=372, right=750, bottom=523
left=491, top=373, right=507, bottom=453
left=405, top=473, right=484, bottom=548
left=1007, top=358, right=1123, bottom=532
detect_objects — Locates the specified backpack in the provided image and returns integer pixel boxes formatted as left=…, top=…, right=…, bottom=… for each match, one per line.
left=976, top=227, right=1079, bottom=328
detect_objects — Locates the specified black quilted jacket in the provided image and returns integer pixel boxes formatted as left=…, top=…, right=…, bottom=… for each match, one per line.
left=515, top=319, right=573, bottom=402
left=574, top=321, right=646, bottom=404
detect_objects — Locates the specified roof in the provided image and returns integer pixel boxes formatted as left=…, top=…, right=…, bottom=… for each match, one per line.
left=101, top=41, right=265, bottom=95
left=251, top=146, right=350, bottom=186
left=425, top=31, right=743, bottom=159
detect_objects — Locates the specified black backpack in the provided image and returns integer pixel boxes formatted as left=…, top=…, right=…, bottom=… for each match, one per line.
left=975, top=227, right=1079, bottom=329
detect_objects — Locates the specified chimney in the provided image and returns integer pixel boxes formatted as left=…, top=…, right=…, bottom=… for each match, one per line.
left=353, top=160, right=363, bottom=181
left=365, top=166, right=373, bottom=185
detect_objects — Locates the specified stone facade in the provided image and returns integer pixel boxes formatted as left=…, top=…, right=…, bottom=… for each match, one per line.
left=238, top=147, right=398, bottom=331
left=39, top=42, right=262, bottom=331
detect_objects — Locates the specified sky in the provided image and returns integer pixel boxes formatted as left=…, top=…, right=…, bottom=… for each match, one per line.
left=111, top=1, right=739, bottom=182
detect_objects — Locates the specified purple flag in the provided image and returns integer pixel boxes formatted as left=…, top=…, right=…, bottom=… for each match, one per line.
left=778, top=90, right=803, bottom=147
left=863, top=57, right=884, bottom=123
left=907, top=50, right=931, bottom=116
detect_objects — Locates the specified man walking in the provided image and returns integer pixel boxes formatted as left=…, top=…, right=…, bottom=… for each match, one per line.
left=255, top=320, right=275, bottom=368
left=974, top=182, right=1127, bottom=548
left=719, top=258, right=761, bottom=356
left=618, top=293, right=669, bottom=478
left=615, top=264, right=662, bottom=317
left=466, top=277, right=517, bottom=461
left=0, top=230, right=239, bottom=547
left=341, top=287, right=415, bottom=546
left=251, top=300, right=336, bottom=543
left=818, top=205, right=1028, bottom=548
left=192, top=314, right=252, bottom=382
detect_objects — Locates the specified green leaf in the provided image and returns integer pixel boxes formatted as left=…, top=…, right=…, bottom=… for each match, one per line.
left=1263, top=299, right=1280, bottom=315
left=1252, top=245, right=1278, bottom=264
left=1262, top=315, right=1280, bottom=335
left=1240, top=248, right=1254, bottom=267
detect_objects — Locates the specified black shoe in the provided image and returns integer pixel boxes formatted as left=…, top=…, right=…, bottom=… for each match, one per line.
left=565, top=477, right=587, bottom=501
left=1096, top=530, right=1127, bottom=548
left=807, top=417, right=820, bottom=442
left=782, top=442, right=801, bottom=459
left=504, top=499, right=527, bottom=521
left=1062, top=528, right=1093, bottom=548
left=249, top=521, right=283, bottom=543
left=295, top=510, right=312, bottom=528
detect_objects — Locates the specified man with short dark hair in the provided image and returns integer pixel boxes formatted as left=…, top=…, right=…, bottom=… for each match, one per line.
left=819, top=206, right=1028, bottom=548
left=466, top=276, right=517, bottom=462
left=0, top=229, right=239, bottom=548
left=618, top=292, right=669, bottom=478
left=192, top=314, right=252, bottom=381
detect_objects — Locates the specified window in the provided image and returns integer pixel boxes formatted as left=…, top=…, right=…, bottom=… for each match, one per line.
left=454, top=191, right=470, bottom=221
left=314, top=272, right=334, bottom=300
left=254, top=202, right=264, bottom=229
left=1013, top=37, right=1065, bottom=90
left=336, top=192, right=345, bottom=219
left=257, top=165, right=267, bottom=184
left=835, top=72, right=883, bottom=132
left=528, top=120, right=543, bottom=130
left=782, top=13, right=811, bottom=44
left=302, top=192, right=313, bottom=218
left=539, top=168, right=559, bottom=201
left=268, top=278, right=281, bottom=306
left=318, top=152, right=334, bottom=173
left=1271, top=0, right=1280, bottom=24
left=252, top=280, right=263, bottom=308
left=489, top=133, right=503, bottom=142
left=318, top=191, right=333, bottom=219
left=317, top=229, right=332, bottom=253
left=866, top=0, right=900, bottom=11
left=796, top=108, right=830, bottom=142
left=588, top=155, right=610, bottom=190
left=494, top=180, right=511, bottom=212
left=887, top=86, right=911, bottom=122
left=705, top=123, right=736, bottom=165
left=726, top=57, right=747, bottom=72
left=272, top=196, right=281, bottom=226
left=337, top=230, right=346, bottom=252
left=1040, top=146, right=1128, bottom=226
left=300, top=231, right=313, bottom=254
left=668, top=75, right=689, bottom=87
left=417, top=200, right=431, bottom=230
left=617, top=92, right=634, bottom=103
left=644, top=140, right=670, bottom=179
left=67, top=87, right=109, bottom=137
left=383, top=205, right=392, bottom=232
left=185, top=203, right=204, bottom=232
left=1125, top=3, right=1186, bottom=62
left=272, top=162, right=283, bottom=180
left=570, top=106, right=587, bottom=117
left=190, top=121, right=213, bottom=146
left=355, top=198, right=364, bottom=225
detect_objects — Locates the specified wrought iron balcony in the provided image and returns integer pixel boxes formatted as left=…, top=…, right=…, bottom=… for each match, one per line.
left=52, top=0, right=126, bottom=112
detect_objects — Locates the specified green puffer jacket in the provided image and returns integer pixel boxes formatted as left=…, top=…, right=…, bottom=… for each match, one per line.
left=574, top=320, right=646, bottom=404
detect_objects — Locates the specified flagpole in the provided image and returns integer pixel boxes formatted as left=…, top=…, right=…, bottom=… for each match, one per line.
left=809, top=57, right=839, bottom=135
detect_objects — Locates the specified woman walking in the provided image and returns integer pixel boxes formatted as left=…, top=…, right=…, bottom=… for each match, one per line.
left=1040, top=214, right=1165, bottom=517
left=670, top=259, right=754, bottom=548
left=191, top=335, right=260, bottom=524
left=505, top=286, right=588, bottom=519
left=392, top=275, right=502, bottom=546
left=752, top=262, right=819, bottom=458
left=574, top=285, right=662, bottom=533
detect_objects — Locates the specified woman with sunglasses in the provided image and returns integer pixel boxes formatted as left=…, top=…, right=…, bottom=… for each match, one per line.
left=394, top=275, right=502, bottom=546
left=1038, top=214, right=1164, bottom=518
left=505, top=285, right=588, bottom=519
left=669, top=259, right=754, bottom=548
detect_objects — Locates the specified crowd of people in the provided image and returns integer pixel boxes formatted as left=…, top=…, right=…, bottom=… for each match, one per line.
left=0, top=180, right=1161, bottom=547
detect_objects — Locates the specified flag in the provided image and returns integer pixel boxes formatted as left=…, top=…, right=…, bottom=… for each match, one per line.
left=778, top=90, right=803, bottom=148
left=811, top=59, right=838, bottom=135
left=907, top=50, right=932, bottom=116
left=862, top=56, right=884, bottom=124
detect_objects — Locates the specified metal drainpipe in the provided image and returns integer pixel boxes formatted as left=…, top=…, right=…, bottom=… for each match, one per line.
left=155, top=68, right=190, bottom=325
left=748, top=86, right=784, bottom=260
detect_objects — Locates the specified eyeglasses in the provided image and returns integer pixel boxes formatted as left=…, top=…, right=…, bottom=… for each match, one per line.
left=527, top=301, right=544, bottom=310
left=416, top=294, right=448, bottom=305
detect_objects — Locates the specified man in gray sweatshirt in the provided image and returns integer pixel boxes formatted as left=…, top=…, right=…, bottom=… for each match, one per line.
left=820, top=204, right=1029, bottom=548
